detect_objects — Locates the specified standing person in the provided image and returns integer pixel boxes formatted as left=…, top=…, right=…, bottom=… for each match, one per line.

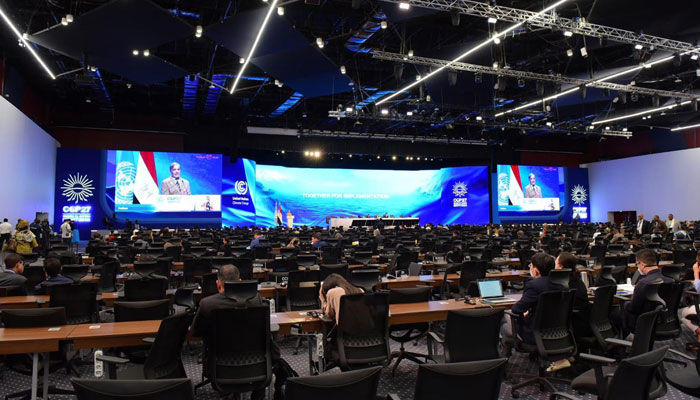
left=666, top=214, right=680, bottom=233
left=524, top=173, right=543, bottom=198
left=10, top=220, right=38, bottom=255
left=0, top=218, right=11, bottom=251
left=60, top=219, right=72, bottom=244
left=636, top=214, right=651, bottom=236
left=69, top=220, right=80, bottom=253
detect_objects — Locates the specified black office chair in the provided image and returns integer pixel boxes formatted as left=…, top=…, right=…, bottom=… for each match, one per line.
left=22, top=265, right=46, bottom=294
left=280, top=246, right=299, bottom=259
left=593, top=266, right=617, bottom=287
left=428, top=308, right=504, bottom=363
left=549, top=269, right=571, bottom=288
left=571, top=308, right=666, bottom=399
left=154, top=257, right=173, bottom=278
left=350, top=269, right=380, bottom=292
left=285, top=366, right=382, bottom=400
left=182, top=258, right=211, bottom=285
left=575, top=284, right=617, bottom=353
left=654, top=282, right=684, bottom=341
left=505, top=290, right=577, bottom=397
left=2, top=307, right=75, bottom=399
left=552, top=346, right=669, bottom=400
left=296, top=253, right=318, bottom=268
left=320, top=263, right=349, bottom=280
left=458, top=261, right=486, bottom=298
left=114, top=299, right=171, bottom=322
left=517, top=249, right=536, bottom=269
left=253, top=246, right=272, bottom=260
left=98, top=312, right=192, bottom=380
left=229, top=246, right=248, bottom=257
left=173, top=286, right=197, bottom=312
left=321, top=247, right=342, bottom=264
left=223, top=280, right=260, bottom=303
left=388, top=286, right=433, bottom=375
left=411, top=358, right=507, bottom=400
left=209, top=256, right=235, bottom=269
left=286, top=270, right=320, bottom=311
left=133, top=261, right=159, bottom=277
left=0, top=285, right=26, bottom=296
left=325, top=292, right=391, bottom=371
left=663, top=346, right=700, bottom=397
left=47, top=281, right=99, bottom=324
left=196, top=304, right=272, bottom=396
left=61, top=264, right=90, bottom=282
left=233, top=257, right=254, bottom=280
left=97, top=260, right=119, bottom=293
left=164, top=245, right=182, bottom=262
left=661, top=263, right=685, bottom=281
left=123, top=277, right=168, bottom=301
left=72, top=378, right=194, bottom=400
left=200, top=272, right=219, bottom=299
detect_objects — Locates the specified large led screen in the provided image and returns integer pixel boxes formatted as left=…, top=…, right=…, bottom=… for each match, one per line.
left=250, top=165, right=489, bottom=227
left=107, top=150, right=222, bottom=213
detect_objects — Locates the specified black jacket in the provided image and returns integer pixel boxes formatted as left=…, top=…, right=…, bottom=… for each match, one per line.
left=623, top=269, right=672, bottom=330
left=511, top=276, right=566, bottom=343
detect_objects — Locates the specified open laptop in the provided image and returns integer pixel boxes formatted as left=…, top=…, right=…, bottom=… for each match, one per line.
left=477, top=279, right=513, bottom=304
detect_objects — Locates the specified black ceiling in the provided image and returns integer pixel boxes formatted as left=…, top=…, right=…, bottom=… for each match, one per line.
left=1, top=0, right=700, bottom=157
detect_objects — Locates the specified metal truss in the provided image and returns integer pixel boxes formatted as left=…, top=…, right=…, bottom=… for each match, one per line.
left=373, top=51, right=700, bottom=101
left=383, top=0, right=700, bottom=55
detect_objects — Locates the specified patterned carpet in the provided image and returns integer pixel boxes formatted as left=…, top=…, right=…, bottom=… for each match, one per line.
left=0, top=316, right=696, bottom=400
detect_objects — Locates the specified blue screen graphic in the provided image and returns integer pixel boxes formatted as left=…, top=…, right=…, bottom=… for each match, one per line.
left=251, top=165, right=489, bottom=227
left=222, top=158, right=257, bottom=226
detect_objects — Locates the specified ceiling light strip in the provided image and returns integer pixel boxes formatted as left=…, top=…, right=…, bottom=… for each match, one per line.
left=230, top=0, right=279, bottom=94
left=671, top=123, right=700, bottom=132
left=592, top=100, right=691, bottom=125
left=0, top=6, right=55, bottom=79
left=374, top=0, right=568, bottom=105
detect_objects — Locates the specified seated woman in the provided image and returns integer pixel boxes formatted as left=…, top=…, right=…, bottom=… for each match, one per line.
left=680, top=252, right=700, bottom=350
left=319, top=273, right=363, bottom=323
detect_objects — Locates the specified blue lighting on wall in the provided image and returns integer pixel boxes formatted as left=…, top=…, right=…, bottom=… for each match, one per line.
left=168, top=9, right=201, bottom=19
left=356, top=90, right=395, bottom=109
left=345, top=11, right=387, bottom=53
left=182, top=75, right=199, bottom=114
left=270, top=92, right=304, bottom=117
left=204, top=74, right=230, bottom=114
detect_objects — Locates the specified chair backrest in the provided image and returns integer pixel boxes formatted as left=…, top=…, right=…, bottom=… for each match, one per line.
left=114, top=299, right=171, bottom=322
left=0, top=285, right=26, bottom=297
left=321, top=247, right=342, bottom=264
left=296, top=254, right=318, bottom=267
left=207, top=305, right=272, bottom=394
left=589, top=285, right=617, bottom=349
left=414, top=358, right=507, bottom=400
left=48, top=282, right=98, bottom=324
left=280, top=246, right=299, bottom=259
left=164, top=245, right=182, bottom=262
left=253, top=246, right=272, bottom=260
left=144, top=312, right=193, bottom=380
left=444, top=308, right=504, bottom=363
left=209, top=256, right=235, bottom=269
left=459, top=261, right=486, bottom=297
left=124, top=277, right=168, bottom=301
left=223, top=280, right=259, bottom=303
left=23, top=265, right=46, bottom=294
left=389, top=286, right=432, bottom=304
left=201, top=272, right=219, bottom=298
left=72, top=378, right=194, bottom=400
left=660, top=264, right=684, bottom=281
left=173, top=287, right=196, bottom=311
left=320, top=264, right=349, bottom=280
left=285, top=366, right=382, bottom=400
left=287, top=279, right=320, bottom=310
left=336, top=292, right=391, bottom=370
left=233, top=257, right=253, bottom=280
left=352, top=251, right=373, bottom=265
left=605, top=346, right=669, bottom=400
left=532, top=290, right=577, bottom=361
left=630, top=308, right=662, bottom=356
left=1, top=307, right=67, bottom=327
left=548, top=269, right=571, bottom=289
left=349, top=269, right=380, bottom=292
left=62, top=264, right=90, bottom=282
left=594, top=266, right=617, bottom=287
left=133, top=261, right=159, bottom=277
left=98, top=260, right=120, bottom=293
left=655, top=282, right=684, bottom=340
left=182, top=258, right=211, bottom=283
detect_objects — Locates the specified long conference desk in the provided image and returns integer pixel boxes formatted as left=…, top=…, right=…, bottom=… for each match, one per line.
left=330, top=217, right=420, bottom=229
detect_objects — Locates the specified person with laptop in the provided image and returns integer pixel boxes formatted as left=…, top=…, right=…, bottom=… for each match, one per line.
left=501, top=253, right=565, bottom=353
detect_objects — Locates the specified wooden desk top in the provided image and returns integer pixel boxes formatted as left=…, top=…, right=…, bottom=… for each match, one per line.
left=0, top=325, right=73, bottom=354
left=70, top=320, right=162, bottom=350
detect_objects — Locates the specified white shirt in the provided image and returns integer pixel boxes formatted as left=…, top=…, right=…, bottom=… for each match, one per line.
left=60, top=222, right=72, bottom=238
left=666, top=219, right=679, bottom=233
left=0, top=222, right=11, bottom=235
left=637, top=219, right=644, bottom=234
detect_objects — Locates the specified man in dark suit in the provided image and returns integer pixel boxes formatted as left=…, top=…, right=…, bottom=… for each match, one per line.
left=502, top=252, right=564, bottom=345
left=191, top=265, right=280, bottom=400
left=310, top=233, right=328, bottom=249
left=614, top=249, right=673, bottom=332
left=636, top=214, right=651, bottom=236
left=0, top=254, right=28, bottom=295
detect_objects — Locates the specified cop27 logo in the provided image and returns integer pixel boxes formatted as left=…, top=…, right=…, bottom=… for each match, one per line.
left=61, top=173, right=95, bottom=203
left=235, top=180, right=248, bottom=195
left=571, top=185, right=588, bottom=205
left=452, top=181, right=468, bottom=208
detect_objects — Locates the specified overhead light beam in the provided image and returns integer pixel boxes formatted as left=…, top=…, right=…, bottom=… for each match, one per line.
left=0, top=6, right=55, bottom=79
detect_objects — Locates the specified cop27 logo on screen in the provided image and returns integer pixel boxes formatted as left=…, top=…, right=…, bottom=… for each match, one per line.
left=235, top=180, right=248, bottom=195
left=452, top=181, right=468, bottom=208
left=61, top=173, right=95, bottom=203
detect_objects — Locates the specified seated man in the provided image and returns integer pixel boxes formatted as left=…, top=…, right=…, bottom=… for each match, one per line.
left=310, top=233, right=328, bottom=250
left=502, top=252, right=564, bottom=346
left=614, top=249, right=673, bottom=332
left=0, top=253, right=28, bottom=295
left=249, top=230, right=264, bottom=249
left=35, top=257, right=72, bottom=294
left=191, top=265, right=281, bottom=400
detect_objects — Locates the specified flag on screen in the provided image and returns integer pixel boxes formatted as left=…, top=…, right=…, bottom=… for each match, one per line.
left=508, top=165, right=524, bottom=206
left=274, top=202, right=283, bottom=226
left=133, top=151, right=159, bottom=204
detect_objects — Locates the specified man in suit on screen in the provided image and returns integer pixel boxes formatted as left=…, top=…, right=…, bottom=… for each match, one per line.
left=160, top=162, right=191, bottom=195
left=524, top=173, right=543, bottom=198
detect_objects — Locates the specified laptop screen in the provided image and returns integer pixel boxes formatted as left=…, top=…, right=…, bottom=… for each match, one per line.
left=478, top=280, right=503, bottom=298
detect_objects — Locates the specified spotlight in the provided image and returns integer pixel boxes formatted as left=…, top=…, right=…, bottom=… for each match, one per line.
left=380, top=21, right=387, bottom=29
left=349, top=154, right=353, bottom=158
left=406, top=156, right=410, bottom=160
left=316, top=37, right=324, bottom=48
left=487, top=17, right=497, bottom=24
left=622, top=127, right=628, bottom=132
left=281, top=150, right=285, bottom=154
left=314, top=151, right=320, bottom=158
left=195, top=25, right=203, bottom=38
left=416, top=74, right=421, bottom=81
left=239, top=57, right=245, bottom=64
left=406, top=111, right=413, bottom=116
left=132, top=49, right=139, bottom=56
left=545, top=121, right=552, bottom=127
left=417, top=157, right=421, bottom=160
left=346, top=106, right=353, bottom=112
left=399, top=2, right=410, bottom=9
left=493, top=36, right=501, bottom=44
left=451, top=10, right=460, bottom=26
left=143, top=49, right=150, bottom=57
left=692, top=54, right=699, bottom=61
left=66, top=14, right=73, bottom=23
left=61, top=17, right=68, bottom=26
left=634, top=44, right=643, bottom=50
left=426, top=94, right=431, bottom=102
left=304, top=151, right=309, bottom=156
left=89, top=65, right=96, bottom=72
left=85, top=98, right=91, bottom=103
left=580, top=47, right=588, bottom=57
left=340, top=65, right=346, bottom=74
left=475, top=115, right=483, bottom=121
left=376, top=155, right=380, bottom=159
left=566, top=49, right=573, bottom=57
left=492, top=61, right=499, bottom=69
left=392, top=155, right=397, bottom=160
left=381, top=108, right=389, bottom=115
left=274, top=79, right=282, bottom=87
left=517, top=78, right=525, bottom=88
left=277, top=6, right=284, bottom=15
left=563, top=30, right=573, bottom=37
left=408, top=49, right=414, bottom=57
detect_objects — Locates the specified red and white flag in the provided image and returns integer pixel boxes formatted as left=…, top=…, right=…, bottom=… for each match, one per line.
left=133, top=151, right=159, bottom=204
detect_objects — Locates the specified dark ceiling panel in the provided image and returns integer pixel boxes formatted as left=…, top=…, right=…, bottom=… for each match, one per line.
left=88, top=53, right=189, bottom=86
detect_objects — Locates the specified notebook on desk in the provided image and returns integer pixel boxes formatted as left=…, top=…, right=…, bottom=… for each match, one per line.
left=478, top=279, right=514, bottom=304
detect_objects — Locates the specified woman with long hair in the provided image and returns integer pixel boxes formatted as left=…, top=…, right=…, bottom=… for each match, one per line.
left=319, top=273, right=363, bottom=323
